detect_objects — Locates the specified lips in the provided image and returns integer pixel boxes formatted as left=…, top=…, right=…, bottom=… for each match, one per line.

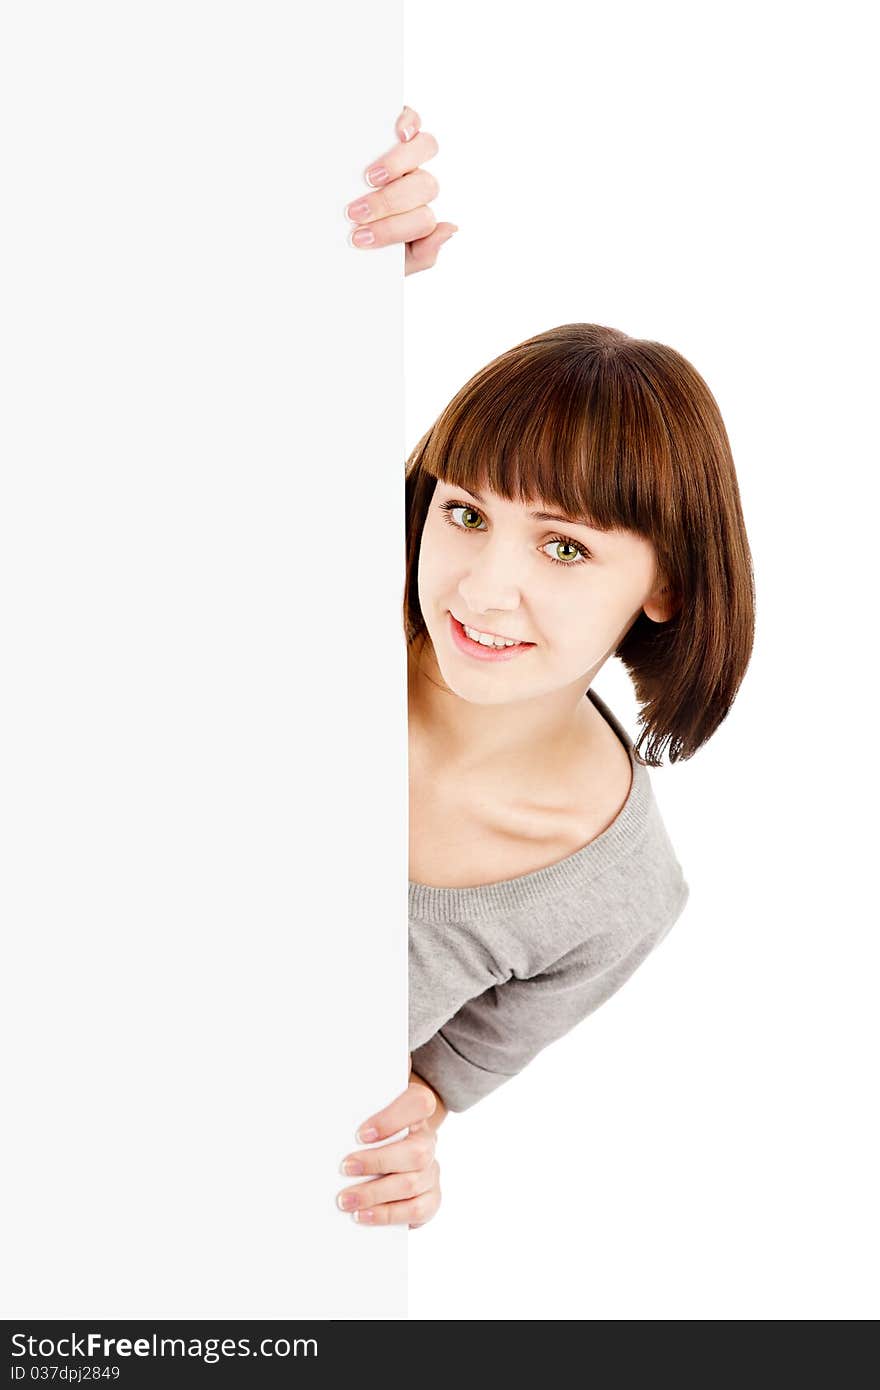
left=454, top=615, right=533, bottom=644
left=447, top=612, right=536, bottom=664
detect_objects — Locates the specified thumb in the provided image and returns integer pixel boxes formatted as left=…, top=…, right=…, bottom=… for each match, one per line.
left=407, top=222, right=459, bottom=265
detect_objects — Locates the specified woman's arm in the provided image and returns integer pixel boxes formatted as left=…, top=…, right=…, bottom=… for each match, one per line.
left=410, top=895, right=690, bottom=1114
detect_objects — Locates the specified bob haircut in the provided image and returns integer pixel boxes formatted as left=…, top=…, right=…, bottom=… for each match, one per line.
left=404, top=322, right=755, bottom=768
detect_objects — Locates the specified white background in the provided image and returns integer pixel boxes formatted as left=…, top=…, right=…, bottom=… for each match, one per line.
left=405, top=0, right=879, bottom=1319
left=0, top=2, right=408, bottom=1319
left=2, top=0, right=876, bottom=1327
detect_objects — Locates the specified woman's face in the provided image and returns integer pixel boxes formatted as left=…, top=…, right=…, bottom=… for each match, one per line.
left=417, top=479, right=672, bottom=704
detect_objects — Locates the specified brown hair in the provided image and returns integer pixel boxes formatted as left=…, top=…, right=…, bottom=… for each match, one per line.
left=404, top=322, right=755, bottom=767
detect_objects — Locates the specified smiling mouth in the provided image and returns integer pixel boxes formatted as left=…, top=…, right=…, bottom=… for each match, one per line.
left=453, top=614, right=533, bottom=644
left=450, top=614, right=531, bottom=650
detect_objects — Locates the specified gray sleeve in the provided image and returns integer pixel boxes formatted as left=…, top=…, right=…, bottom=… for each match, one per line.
left=410, top=882, right=689, bottom=1112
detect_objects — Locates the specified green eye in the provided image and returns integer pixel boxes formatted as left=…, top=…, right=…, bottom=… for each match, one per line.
left=439, top=502, right=484, bottom=530
left=438, top=499, right=591, bottom=567
left=544, top=539, right=583, bottom=565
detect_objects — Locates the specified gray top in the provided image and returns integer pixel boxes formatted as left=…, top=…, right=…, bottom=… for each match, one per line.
left=409, top=686, right=690, bottom=1112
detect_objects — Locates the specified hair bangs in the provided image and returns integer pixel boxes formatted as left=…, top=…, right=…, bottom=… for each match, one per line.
left=414, top=346, right=679, bottom=545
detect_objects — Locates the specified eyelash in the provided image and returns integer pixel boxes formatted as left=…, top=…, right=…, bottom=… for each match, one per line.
left=437, top=500, right=592, bottom=567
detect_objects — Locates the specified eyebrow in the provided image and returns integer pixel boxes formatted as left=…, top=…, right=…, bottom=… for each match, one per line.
left=452, top=487, right=600, bottom=531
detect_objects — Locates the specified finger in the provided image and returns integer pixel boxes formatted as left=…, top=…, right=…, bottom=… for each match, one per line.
left=362, top=128, right=439, bottom=189
left=354, top=1076, right=436, bottom=1146
left=346, top=169, right=439, bottom=227
left=396, top=105, right=421, bottom=142
left=347, top=203, right=437, bottom=251
left=338, top=1160, right=439, bottom=1216
left=408, top=1188, right=441, bottom=1230
left=339, top=1127, right=435, bottom=1179
left=405, top=222, right=459, bottom=275
left=359, top=1186, right=442, bottom=1229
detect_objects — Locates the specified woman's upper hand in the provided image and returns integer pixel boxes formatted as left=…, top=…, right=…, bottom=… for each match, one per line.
left=336, top=1062, right=442, bottom=1229
left=344, top=106, right=458, bottom=276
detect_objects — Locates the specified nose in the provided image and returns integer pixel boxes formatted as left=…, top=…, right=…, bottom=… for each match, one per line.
left=457, top=537, right=524, bottom=616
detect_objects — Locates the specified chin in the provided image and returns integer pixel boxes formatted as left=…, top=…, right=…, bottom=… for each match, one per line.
left=438, top=655, right=539, bottom=700
left=444, top=681, right=518, bottom=706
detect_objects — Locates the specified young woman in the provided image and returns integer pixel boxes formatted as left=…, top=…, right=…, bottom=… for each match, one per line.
left=336, top=107, right=755, bottom=1232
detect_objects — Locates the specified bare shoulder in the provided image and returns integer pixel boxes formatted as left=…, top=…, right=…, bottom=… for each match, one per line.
left=555, top=701, right=634, bottom=848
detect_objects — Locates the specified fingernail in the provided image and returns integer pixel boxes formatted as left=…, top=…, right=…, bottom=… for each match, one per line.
left=341, top=1159, right=364, bottom=1176
left=346, top=200, right=371, bottom=221
left=351, top=229, right=374, bottom=246
left=337, top=1192, right=358, bottom=1210
left=402, top=125, right=416, bottom=141
left=353, top=1209, right=375, bottom=1222
left=356, top=1125, right=379, bottom=1142
left=365, top=165, right=389, bottom=186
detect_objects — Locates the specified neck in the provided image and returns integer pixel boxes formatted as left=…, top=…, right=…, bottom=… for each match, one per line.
left=407, top=630, right=602, bottom=785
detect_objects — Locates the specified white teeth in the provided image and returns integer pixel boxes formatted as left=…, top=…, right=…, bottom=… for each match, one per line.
left=463, top=623, right=521, bottom=649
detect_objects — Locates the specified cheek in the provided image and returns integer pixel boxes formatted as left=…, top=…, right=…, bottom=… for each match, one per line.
left=418, top=530, right=453, bottom=588
left=546, top=605, right=608, bottom=653
left=416, top=542, right=445, bottom=612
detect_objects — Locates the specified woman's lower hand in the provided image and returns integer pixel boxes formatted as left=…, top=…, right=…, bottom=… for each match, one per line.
left=337, top=1060, right=442, bottom=1229
left=344, top=105, right=458, bottom=276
